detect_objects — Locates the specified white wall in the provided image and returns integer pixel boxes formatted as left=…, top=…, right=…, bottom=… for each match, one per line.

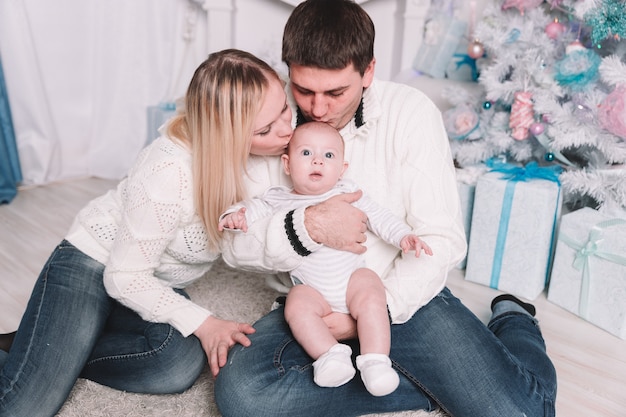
left=0, top=0, right=198, bottom=185
left=0, top=0, right=445, bottom=185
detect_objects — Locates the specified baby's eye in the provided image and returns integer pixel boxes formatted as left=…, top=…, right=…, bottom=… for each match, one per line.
left=325, top=152, right=334, bottom=158
left=302, top=149, right=311, bottom=156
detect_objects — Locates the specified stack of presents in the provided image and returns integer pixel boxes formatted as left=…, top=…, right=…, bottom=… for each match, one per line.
left=456, top=161, right=626, bottom=340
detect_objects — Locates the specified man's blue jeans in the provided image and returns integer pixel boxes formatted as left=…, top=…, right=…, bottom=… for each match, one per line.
left=215, top=288, right=556, bottom=417
left=0, top=241, right=206, bottom=417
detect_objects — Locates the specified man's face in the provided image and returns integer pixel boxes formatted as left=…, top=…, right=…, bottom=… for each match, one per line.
left=289, top=60, right=375, bottom=130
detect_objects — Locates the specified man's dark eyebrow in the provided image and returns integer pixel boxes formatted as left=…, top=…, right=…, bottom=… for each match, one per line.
left=292, top=82, right=349, bottom=95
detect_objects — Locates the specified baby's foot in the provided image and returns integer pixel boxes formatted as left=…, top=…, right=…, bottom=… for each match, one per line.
left=312, top=343, right=356, bottom=387
left=356, top=353, right=400, bottom=396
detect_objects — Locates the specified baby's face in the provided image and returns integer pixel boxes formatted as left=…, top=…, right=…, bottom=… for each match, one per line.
left=282, top=124, right=347, bottom=195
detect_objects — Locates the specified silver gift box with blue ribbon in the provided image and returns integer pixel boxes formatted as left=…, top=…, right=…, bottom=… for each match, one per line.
left=547, top=207, right=626, bottom=340
left=464, top=161, right=563, bottom=300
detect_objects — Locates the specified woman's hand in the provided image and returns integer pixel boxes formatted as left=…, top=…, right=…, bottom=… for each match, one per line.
left=193, top=316, right=256, bottom=377
left=304, top=190, right=368, bottom=254
left=323, top=311, right=358, bottom=341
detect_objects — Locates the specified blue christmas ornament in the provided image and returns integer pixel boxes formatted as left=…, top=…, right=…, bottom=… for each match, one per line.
left=506, top=28, right=522, bottom=43
left=553, top=41, right=601, bottom=91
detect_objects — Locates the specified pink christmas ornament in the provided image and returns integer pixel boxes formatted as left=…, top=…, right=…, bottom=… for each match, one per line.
left=509, top=91, right=535, bottom=140
left=598, top=85, right=626, bottom=139
left=443, top=106, right=480, bottom=140
left=501, top=0, right=544, bottom=14
left=530, top=122, right=545, bottom=136
left=467, top=40, right=485, bottom=59
left=545, top=19, right=566, bottom=40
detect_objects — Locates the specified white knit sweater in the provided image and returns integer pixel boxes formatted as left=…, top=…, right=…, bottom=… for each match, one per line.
left=66, top=137, right=218, bottom=337
left=223, top=79, right=467, bottom=324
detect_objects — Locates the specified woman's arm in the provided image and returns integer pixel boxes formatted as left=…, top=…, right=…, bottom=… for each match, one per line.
left=103, top=152, right=213, bottom=337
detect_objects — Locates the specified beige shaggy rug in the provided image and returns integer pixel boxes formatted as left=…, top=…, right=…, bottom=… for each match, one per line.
left=56, top=259, right=446, bottom=417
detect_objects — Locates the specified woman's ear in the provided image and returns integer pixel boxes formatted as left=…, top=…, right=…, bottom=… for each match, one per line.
left=281, top=154, right=291, bottom=175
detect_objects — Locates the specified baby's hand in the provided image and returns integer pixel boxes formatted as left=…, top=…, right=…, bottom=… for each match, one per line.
left=218, top=207, right=248, bottom=232
left=400, top=234, right=433, bottom=257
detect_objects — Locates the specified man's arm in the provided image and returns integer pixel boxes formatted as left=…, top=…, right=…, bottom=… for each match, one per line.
left=220, top=191, right=368, bottom=272
left=380, top=88, right=467, bottom=324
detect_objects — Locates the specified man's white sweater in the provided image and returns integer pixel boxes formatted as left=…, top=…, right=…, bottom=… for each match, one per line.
left=223, top=79, right=467, bottom=324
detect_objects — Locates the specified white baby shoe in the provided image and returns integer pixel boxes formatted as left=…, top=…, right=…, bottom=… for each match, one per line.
left=312, top=343, right=356, bottom=387
left=356, top=353, right=400, bottom=396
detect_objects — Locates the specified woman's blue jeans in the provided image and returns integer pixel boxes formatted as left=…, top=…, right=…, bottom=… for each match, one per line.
left=0, top=241, right=206, bottom=417
left=215, top=288, right=557, bottom=417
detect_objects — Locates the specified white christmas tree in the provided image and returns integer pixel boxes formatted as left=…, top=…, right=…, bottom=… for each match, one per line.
left=443, top=0, right=626, bottom=210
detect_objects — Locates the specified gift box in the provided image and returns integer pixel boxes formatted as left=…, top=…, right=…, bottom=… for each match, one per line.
left=455, top=165, right=487, bottom=269
left=547, top=207, right=626, bottom=339
left=457, top=182, right=474, bottom=269
left=413, top=14, right=467, bottom=79
left=464, top=162, right=562, bottom=300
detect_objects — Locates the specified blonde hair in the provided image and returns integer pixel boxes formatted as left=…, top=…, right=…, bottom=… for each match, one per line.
left=167, top=49, right=280, bottom=251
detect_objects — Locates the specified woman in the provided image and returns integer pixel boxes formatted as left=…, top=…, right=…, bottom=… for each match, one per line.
left=0, top=49, right=293, bottom=417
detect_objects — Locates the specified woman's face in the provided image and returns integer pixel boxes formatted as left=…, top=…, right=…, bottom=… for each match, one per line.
left=250, top=78, right=293, bottom=156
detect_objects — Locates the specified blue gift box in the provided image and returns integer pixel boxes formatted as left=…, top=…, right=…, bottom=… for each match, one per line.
left=456, top=182, right=474, bottom=269
left=413, top=14, right=467, bottom=79
left=455, top=165, right=487, bottom=269
left=146, top=102, right=177, bottom=146
left=547, top=207, right=626, bottom=339
left=464, top=162, right=563, bottom=300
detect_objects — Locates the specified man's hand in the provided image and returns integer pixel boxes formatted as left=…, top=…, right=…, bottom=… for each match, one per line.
left=304, top=190, right=368, bottom=254
left=323, top=311, right=358, bottom=341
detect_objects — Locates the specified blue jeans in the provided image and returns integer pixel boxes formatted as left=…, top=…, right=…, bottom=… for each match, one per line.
left=0, top=241, right=206, bottom=417
left=215, top=288, right=556, bottom=417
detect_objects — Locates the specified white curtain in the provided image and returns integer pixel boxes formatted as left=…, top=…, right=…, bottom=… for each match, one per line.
left=0, top=0, right=209, bottom=185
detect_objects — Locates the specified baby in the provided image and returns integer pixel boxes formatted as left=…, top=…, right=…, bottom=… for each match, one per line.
left=219, top=121, right=432, bottom=396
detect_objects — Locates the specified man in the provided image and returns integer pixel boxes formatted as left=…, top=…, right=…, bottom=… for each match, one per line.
left=216, top=1, right=557, bottom=416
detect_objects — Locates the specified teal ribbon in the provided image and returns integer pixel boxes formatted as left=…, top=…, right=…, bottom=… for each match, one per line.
left=487, top=160, right=563, bottom=183
left=558, top=218, right=626, bottom=318
left=452, top=53, right=479, bottom=81
left=486, top=160, right=563, bottom=289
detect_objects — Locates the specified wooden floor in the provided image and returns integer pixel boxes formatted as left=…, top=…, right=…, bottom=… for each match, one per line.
left=1, top=178, right=625, bottom=417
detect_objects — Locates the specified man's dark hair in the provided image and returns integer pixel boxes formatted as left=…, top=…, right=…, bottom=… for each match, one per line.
left=282, top=0, right=375, bottom=75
